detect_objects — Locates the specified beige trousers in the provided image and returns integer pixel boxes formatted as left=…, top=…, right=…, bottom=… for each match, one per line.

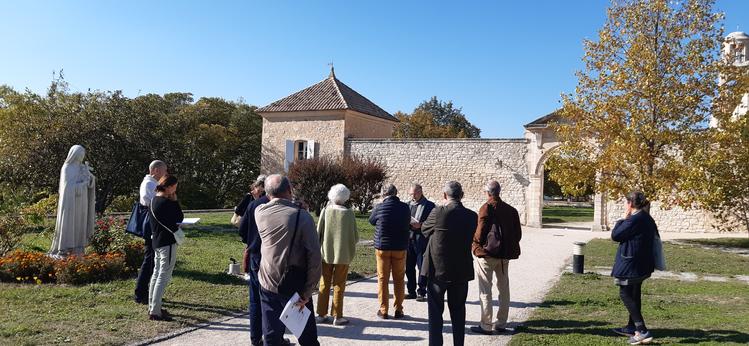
left=474, top=256, right=510, bottom=331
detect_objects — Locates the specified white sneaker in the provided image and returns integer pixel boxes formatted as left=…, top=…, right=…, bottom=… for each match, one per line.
left=628, top=331, right=653, bottom=345
left=333, top=317, right=349, bottom=325
left=315, top=315, right=331, bottom=324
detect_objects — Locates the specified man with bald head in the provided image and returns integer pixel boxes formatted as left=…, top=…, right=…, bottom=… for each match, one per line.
left=255, top=174, right=321, bottom=345
left=134, top=160, right=167, bottom=304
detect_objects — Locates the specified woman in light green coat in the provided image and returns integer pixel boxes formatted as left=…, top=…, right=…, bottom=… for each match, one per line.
left=315, top=184, right=358, bottom=326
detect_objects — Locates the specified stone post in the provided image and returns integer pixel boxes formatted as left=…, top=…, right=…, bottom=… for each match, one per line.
left=591, top=192, right=608, bottom=232
left=527, top=174, right=544, bottom=228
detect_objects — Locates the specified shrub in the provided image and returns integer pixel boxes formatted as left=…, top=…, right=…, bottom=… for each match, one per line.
left=288, top=157, right=347, bottom=215
left=20, top=194, right=58, bottom=226
left=0, top=215, right=26, bottom=256
left=342, top=156, right=388, bottom=213
left=88, top=216, right=129, bottom=255
left=109, top=195, right=136, bottom=213
left=0, top=250, right=56, bottom=284
left=54, top=253, right=126, bottom=285
left=288, top=156, right=389, bottom=215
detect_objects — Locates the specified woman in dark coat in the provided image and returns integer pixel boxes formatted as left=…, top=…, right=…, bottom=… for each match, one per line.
left=610, top=191, right=657, bottom=345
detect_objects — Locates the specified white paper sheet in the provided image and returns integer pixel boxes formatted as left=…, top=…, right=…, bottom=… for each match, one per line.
left=280, top=292, right=311, bottom=339
left=178, top=218, right=200, bottom=225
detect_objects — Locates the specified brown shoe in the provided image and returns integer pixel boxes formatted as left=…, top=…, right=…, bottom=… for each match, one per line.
left=394, top=310, right=405, bottom=319
left=376, top=310, right=389, bottom=319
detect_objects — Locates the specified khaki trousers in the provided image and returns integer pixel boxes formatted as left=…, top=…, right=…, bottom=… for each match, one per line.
left=317, top=262, right=350, bottom=318
left=474, top=256, right=510, bottom=331
left=376, top=249, right=407, bottom=314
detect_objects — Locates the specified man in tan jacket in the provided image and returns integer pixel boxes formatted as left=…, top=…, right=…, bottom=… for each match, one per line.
left=256, top=174, right=322, bottom=346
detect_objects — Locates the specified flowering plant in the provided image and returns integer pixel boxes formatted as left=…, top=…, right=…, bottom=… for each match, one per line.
left=54, top=252, right=126, bottom=285
left=0, top=250, right=56, bottom=284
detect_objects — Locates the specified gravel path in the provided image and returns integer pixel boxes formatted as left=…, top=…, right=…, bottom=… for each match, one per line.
left=146, top=228, right=744, bottom=346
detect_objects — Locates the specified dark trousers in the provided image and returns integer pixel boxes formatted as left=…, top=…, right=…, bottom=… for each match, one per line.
left=134, top=238, right=155, bottom=301
left=260, top=287, right=319, bottom=346
left=427, top=280, right=468, bottom=346
left=619, top=281, right=647, bottom=332
left=248, top=256, right=262, bottom=344
left=406, top=232, right=428, bottom=296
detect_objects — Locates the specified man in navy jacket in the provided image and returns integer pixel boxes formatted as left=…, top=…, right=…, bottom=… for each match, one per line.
left=405, top=183, right=435, bottom=301
left=369, top=183, right=411, bottom=319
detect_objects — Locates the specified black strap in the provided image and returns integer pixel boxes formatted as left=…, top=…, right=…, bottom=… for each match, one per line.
left=286, top=208, right=302, bottom=255
left=150, top=196, right=178, bottom=236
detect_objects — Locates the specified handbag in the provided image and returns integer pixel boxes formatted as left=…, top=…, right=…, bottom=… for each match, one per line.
left=277, top=209, right=307, bottom=296
left=653, top=230, right=666, bottom=271
left=150, top=197, right=186, bottom=246
left=125, top=202, right=149, bottom=238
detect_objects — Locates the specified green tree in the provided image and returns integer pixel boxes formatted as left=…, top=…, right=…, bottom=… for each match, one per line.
left=549, top=0, right=723, bottom=205
left=393, top=97, right=481, bottom=138
left=0, top=75, right=263, bottom=212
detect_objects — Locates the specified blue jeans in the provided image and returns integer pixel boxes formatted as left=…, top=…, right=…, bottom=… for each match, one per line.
left=260, top=287, right=319, bottom=346
left=406, top=232, right=428, bottom=296
left=248, top=255, right=262, bottom=344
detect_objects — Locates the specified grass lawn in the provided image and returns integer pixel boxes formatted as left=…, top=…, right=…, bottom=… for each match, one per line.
left=1, top=210, right=377, bottom=345
left=681, top=237, right=749, bottom=249
left=510, top=239, right=749, bottom=345
left=542, top=206, right=594, bottom=224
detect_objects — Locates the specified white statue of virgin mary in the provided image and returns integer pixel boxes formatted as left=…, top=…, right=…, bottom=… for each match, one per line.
left=49, top=145, right=96, bottom=257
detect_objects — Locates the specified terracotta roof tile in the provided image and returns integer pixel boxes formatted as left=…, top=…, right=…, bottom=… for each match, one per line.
left=257, top=76, right=397, bottom=122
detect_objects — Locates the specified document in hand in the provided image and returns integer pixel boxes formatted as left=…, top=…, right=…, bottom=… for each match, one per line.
left=178, top=218, right=200, bottom=225
left=280, top=292, right=311, bottom=339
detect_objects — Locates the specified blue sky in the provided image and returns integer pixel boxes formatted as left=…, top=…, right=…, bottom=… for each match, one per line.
left=1, top=1, right=747, bottom=138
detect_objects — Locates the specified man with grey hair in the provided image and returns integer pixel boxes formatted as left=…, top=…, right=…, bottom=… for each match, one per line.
left=134, top=160, right=167, bottom=304
left=369, top=183, right=411, bottom=319
left=406, top=183, right=435, bottom=302
left=470, top=180, right=522, bottom=335
left=255, top=174, right=321, bottom=345
left=422, top=181, right=477, bottom=345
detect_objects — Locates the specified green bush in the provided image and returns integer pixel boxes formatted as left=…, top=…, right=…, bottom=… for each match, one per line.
left=109, top=195, right=137, bottom=213
left=0, top=215, right=26, bottom=256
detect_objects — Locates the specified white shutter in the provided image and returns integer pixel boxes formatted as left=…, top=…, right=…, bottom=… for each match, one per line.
left=284, top=140, right=294, bottom=171
left=306, top=140, right=316, bottom=159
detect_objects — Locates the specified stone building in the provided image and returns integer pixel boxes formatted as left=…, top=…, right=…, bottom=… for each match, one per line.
left=256, top=48, right=747, bottom=233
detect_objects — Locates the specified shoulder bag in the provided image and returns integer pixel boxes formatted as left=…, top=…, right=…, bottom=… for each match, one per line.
left=483, top=204, right=503, bottom=257
left=277, top=209, right=307, bottom=296
left=150, top=197, right=186, bottom=246
left=125, top=201, right=148, bottom=238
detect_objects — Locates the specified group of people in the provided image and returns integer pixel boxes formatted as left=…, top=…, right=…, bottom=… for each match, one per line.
left=129, top=159, right=660, bottom=346
left=232, top=176, right=522, bottom=346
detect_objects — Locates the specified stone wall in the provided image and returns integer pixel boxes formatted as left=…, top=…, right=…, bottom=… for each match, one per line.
left=605, top=200, right=717, bottom=233
left=347, top=138, right=530, bottom=221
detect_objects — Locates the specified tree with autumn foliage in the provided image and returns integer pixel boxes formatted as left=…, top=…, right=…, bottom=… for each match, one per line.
left=549, top=0, right=724, bottom=207
left=685, top=61, right=749, bottom=235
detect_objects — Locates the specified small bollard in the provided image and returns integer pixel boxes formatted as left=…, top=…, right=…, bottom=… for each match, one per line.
left=572, top=241, right=586, bottom=274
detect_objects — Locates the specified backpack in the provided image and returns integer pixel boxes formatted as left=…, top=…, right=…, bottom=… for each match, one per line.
left=483, top=205, right=502, bottom=257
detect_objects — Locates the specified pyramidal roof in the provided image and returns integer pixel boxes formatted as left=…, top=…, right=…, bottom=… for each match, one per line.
left=256, top=68, right=397, bottom=122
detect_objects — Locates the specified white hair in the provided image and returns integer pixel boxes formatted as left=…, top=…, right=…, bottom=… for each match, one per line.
left=149, top=160, right=166, bottom=171
left=327, top=184, right=351, bottom=206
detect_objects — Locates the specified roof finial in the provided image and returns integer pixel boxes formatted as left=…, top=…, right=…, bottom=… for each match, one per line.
left=328, top=61, right=335, bottom=78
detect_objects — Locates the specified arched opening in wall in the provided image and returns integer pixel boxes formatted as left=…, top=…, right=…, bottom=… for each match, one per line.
left=534, top=150, right=595, bottom=229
